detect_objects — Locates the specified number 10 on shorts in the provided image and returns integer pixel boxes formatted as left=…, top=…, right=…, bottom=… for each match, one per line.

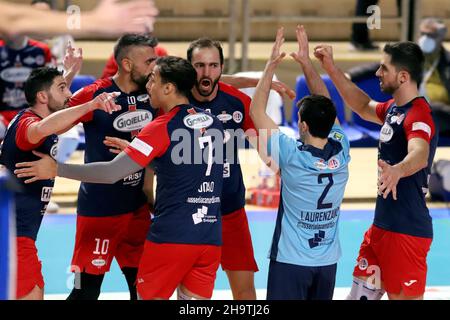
left=93, top=238, right=110, bottom=255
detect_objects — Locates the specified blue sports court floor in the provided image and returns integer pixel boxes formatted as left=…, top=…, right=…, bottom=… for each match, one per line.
left=38, top=208, right=450, bottom=299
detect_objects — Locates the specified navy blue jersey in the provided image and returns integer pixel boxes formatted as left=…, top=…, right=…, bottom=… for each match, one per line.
left=189, top=82, right=255, bottom=215
left=0, top=110, right=58, bottom=240
left=124, top=105, right=224, bottom=245
left=0, top=39, right=52, bottom=112
left=374, top=97, right=437, bottom=238
left=69, top=78, right=157, bottom=217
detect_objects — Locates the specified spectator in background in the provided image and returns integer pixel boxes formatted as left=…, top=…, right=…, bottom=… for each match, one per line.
left=350, top=0, right=417, bottom=51
left=347, top=18, right=450, bottom=137
left=350, top=0, right=379, bottom=51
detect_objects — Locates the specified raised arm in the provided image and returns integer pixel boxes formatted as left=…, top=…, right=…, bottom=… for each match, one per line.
left=27, top=92, right=121, bottom=144
left=62, top=42, right=83, bottom=88
left=220, top=74, right=296, bottom=100
left=314, top=44, right=382, bottom=125
left=290, top=25, right=340, bottom=124
left=0, top=0, right=158, bottom=38
left=249, top=27, right=286, bottom=141
left=15, top=151, right=142, bottom=184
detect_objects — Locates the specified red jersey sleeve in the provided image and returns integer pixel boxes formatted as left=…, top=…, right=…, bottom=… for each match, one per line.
left=68, top=84, right=98, bottom=123
left=15, top=114, right=45, bottom=151
left=375, top=99, right=394, bottom=123
left=403, top=98, right=435, bottom=143
left=123, top=117, right=171, bottom=167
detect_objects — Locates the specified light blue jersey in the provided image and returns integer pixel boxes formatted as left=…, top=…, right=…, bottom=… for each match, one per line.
left=267, top=124, right=350, bottom=267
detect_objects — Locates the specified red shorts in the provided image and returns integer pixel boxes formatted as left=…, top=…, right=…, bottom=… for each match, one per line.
left=353, top=224, right=432, bottom=297
left=136, top=241, right=221, bottom=300
left=16, top=237, right=45, bottom=299
left=221, top=208, right=258, bottom=272
left=71, top=204, right=151, bottom=275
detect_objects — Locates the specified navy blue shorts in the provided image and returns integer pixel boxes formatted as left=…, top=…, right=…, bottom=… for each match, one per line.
left=267, top=260, right=337, bottom=300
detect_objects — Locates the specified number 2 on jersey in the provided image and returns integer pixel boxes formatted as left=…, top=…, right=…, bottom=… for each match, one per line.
left=317, top=173, right=333, bottom=209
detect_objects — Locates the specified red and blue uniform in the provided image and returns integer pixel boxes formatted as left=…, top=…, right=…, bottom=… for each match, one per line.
left=0, top=109, right=58, bottom=298
left=189, top=82, right=258, bottom=272
left=124, top=104, right=224, bottom=299
left=353, top=97, right=437, bottom=296
left=67, top=78, right=157, bottom=275
left=0, top=39, right=52, bottom=126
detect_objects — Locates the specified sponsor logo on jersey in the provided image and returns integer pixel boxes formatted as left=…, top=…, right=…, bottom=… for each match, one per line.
left=113, top=110, right=153, bottom=132
left=217, top=112, right=232, bottom=123
left=35, top=55, right=45, bottom=65
left=183, top=113, right=214, bottom=130
left=314, top=159, right=327, bottom=170
left=0, top=66, right=32, bottom=83
left=198, top=181, right=215, bottom=193
left=379, top=123, right=394, bottom=142
left=192, top=205, right=217, bottom=224
left=358, top=258, right=369, bottom=271
left=137, top=94, right=149, bottom=102
left=328, top=157, right=340, bottom=170
left=233, top=111, right=243, bottom=123
left=412, top=121, right=432, bottom=138
left=23, top=56, right=36, bottom=65
left=91, top=259, right=106, bottom=267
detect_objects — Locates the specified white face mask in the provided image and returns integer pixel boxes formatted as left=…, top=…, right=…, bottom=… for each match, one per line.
left=418, top=35, right=437, bottom=54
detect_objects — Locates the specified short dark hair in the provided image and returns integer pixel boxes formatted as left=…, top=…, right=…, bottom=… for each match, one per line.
left=156, top=56, right=197, bottom=97
left=186, top=38, right=224, bottom=65
left=296, top=95, right=337, bottom=139
left=24, top=67, right=63, bottom=106
left=383, top=42, right=424, bottom=87
left=114, top=33, right=158, bottom=67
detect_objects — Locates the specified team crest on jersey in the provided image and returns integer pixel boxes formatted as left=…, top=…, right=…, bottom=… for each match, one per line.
left=35, top=55, right=45, bottom=66
left=113, top=110, right=153, bottom=132
left=233, top=111, right=243, bottom=123
left=328, top=157, right=340, bottom=170
left=137, top=94, right=149, bottom=102
left=183, top=113, right=214, bottom=130
left=314, top=159, right=327, bottom=170
left=379, top=123, right=394, bottom=142
left=0, top=66, right=32, bottom=82
left=217, top=111, right=232, bottom=123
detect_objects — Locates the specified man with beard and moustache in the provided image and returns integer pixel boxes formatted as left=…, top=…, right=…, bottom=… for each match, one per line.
left=0, top=67, right=121, bottom=299
left=185, top=38, right=260, bottom=300
left=61, top=34, right=158, bottom=300
left=318, top=42, right=437, bottom=300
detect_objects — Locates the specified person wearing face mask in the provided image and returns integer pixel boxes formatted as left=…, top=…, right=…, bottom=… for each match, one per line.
left=417, top=18, right=450, bottom=136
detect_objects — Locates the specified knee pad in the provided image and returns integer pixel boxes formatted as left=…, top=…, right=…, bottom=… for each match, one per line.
left=346, top=277, right=385, bottom=300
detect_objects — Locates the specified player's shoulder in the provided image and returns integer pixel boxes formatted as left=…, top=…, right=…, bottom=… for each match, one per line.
left=409, top=96, right=432, bottom=113
left=27, top=38, right=51, bottom=51
left=218, top=81, right=251, bottom=104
